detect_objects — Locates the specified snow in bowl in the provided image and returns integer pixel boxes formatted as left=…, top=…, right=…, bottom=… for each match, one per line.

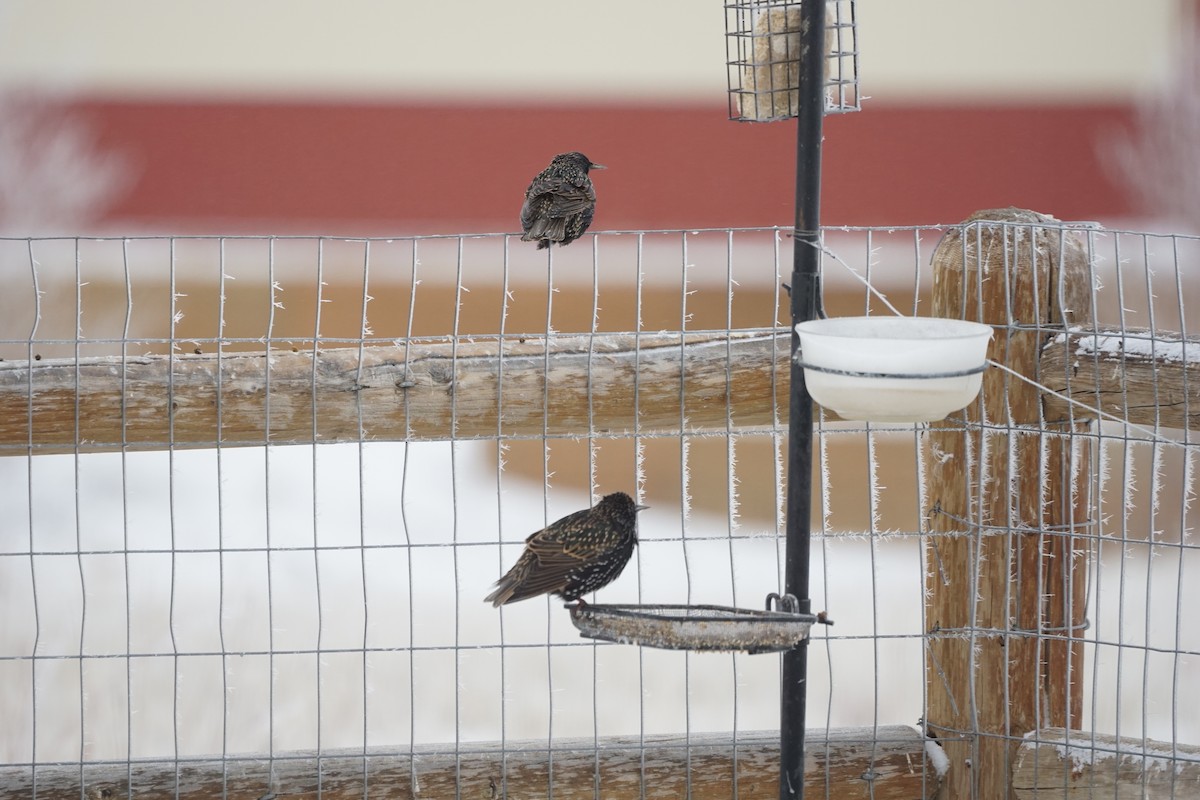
left=794, top=316, right=993, bottom=423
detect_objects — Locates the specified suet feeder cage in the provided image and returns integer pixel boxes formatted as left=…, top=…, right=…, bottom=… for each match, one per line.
left=725, top=0, right=860, bottom=121
left=794, top=316, right=994, bottom=423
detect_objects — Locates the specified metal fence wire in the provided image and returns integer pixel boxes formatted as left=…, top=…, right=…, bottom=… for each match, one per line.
left=0, top=221, right=1196, bottom=798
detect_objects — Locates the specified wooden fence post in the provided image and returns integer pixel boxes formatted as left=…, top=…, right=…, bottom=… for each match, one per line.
left=923, top=208, right=1093, bottom=799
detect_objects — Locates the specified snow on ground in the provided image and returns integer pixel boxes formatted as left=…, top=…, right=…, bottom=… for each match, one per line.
left=0, top=438, right=1195, bottom=763
left=0, top=439, right=923, bottom=761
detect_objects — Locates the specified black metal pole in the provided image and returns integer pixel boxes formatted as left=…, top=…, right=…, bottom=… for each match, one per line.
left=781, top=1, right=825, bottom=798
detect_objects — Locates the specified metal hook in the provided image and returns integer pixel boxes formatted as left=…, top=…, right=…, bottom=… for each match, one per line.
left=765, top=592, right=800, bottom=613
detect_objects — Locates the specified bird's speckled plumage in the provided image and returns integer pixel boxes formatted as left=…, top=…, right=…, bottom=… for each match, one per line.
left=520, top=152, right=605, bottom=249
left=486, top=492, right=645, bottom=607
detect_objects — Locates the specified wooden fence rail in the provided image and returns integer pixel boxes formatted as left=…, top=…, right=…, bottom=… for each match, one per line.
left=0, top=325, right=1195, bottom=456
left=0, top=726, right=942, bottom=800
left=1013, top=728, right=1200, bottom=799
left=0, top=331, right=788, bottom=454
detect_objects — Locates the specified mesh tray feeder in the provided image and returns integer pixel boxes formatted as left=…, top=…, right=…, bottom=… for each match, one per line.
left=569, top=595, right=817, bottom=653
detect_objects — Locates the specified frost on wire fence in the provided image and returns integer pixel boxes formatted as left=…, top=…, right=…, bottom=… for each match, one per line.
left=0, top=213, right=1197, bottom=799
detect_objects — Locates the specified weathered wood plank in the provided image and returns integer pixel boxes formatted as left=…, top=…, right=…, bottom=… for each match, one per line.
left=1041, top=326, right=1200, bottom=432
left=0, top=726, right=944, bottom=800
left=0, top=331, right=791, bottom=455
left=1012, top=728, right=1200, bottom=799
left=1, top=320, right=1194, bottom=457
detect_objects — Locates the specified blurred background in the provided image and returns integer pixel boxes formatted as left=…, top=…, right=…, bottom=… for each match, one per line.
left=0, top=0, right=1196, bottom=236
left=2, top=0, right=1198, bottom=770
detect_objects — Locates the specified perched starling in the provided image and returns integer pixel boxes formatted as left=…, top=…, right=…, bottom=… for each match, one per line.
left=519, top=152, right=606, bottom=249
left=486, top=492, right=647, bottom=607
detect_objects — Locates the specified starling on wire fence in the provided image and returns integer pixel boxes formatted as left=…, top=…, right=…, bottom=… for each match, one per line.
left=486, top=492, right=647, bottom=607
left=519, top=152, right=606, bottom=249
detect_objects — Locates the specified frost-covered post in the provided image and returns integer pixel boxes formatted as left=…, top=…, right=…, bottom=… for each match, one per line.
left=922, top=208, right=1092, bottom=800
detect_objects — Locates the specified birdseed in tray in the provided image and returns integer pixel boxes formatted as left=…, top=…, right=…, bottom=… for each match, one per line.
left=569, top=603, right=816, bottom=653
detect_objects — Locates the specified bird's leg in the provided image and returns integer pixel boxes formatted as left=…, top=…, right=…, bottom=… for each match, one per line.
left=545, top=245, right=555, bottom=336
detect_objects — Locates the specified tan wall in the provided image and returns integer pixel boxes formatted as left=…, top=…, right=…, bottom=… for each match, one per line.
left=0, top=1, right=1186, bottom=101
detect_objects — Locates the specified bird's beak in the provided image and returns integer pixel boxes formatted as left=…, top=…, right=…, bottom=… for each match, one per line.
left=590, top=163, right=607, bottom=170
left=635, top=504, right=649, bottom=512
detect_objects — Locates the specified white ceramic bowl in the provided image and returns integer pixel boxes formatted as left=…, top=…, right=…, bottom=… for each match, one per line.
left=794, top=316, right=993, bottom=423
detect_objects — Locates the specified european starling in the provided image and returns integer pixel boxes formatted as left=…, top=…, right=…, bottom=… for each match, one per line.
left=519, top=152, right=606, bottom=249
left=486, top=492, right=647, bottom=607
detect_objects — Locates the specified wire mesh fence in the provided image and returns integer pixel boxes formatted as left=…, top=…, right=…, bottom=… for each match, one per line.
left=0, top=219, right=1196, bottom=797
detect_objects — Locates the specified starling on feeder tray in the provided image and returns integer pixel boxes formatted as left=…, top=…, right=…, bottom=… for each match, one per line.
left=519, top=152, right=605, bottom=249
left=486, top=492, right=646, bottom=607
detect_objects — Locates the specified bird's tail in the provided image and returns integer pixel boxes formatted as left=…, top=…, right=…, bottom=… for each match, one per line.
left=484, top=580, right=514, bottom=607
left=518, top=232, right=551, bottom=250
left=522, top=217, right=565, bottom=248
left=484, top=553, right=533, bottom=607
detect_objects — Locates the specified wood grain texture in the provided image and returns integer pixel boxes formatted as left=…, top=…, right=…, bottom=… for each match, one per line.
left=2, top=322, right=1192, bottom=457
left=923, top=208, right=1092, bottom=800
left=1011, top=728, right=1200, bottom=799
left=0, top=330, right=790, bottom=455
left=1041, top=326, right=1200, bottom=432
left=0, top=726, right=944, bottom=800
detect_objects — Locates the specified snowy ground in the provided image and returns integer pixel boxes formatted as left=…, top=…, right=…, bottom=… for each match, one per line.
left=0, top=438, right=1196, bottom=763
left=0, top=439, right=919, bottom=760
